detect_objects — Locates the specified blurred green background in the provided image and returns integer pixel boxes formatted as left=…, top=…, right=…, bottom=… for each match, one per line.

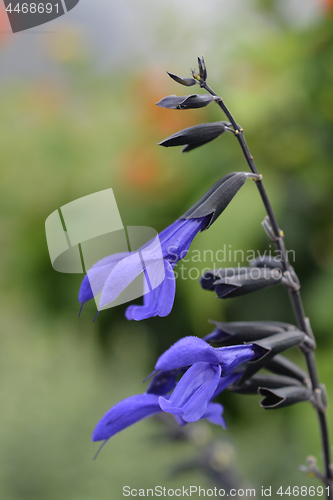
left=1, top=0, right=333, bottom=498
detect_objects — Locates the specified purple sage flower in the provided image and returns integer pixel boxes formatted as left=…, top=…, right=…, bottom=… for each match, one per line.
left=92, top=336, right=263, bottom=447
left=125, top=217, right=210, bottom=320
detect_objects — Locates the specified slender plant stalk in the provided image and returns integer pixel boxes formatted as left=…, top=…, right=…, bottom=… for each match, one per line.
left=201, top=81, right=333, bottom=499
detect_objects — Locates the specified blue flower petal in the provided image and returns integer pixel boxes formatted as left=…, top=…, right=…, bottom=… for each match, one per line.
left=158, top=219, right=186, bottom=246
left=92, top=394, right=162, bottom=442
left=78, top=216, right=209, bottom=320
left=172, top=402, right=225, bottom=428
left=212, top=371, right=242, bottom=399
left=78, top=275, right=94, bottom=304
left=125, top=260, right=175, bottom=320
left=171, top=374, right=237, bottom=427
left=160, top=217, right=209, bottom=264
left=158, top=362, right=221, bottom=422
left=155, top=336, right=258, bottom=373
left=99, top=234, right=167, bottom=309
left=99, top=252, right=146, bottom=309
left=202, top=402, right=227, bottom=429
left=214, top=345, right=259, bottom=375
left=78, top=252, right=128, bottom=305
left=146, top=369, right=179, bottom=396
left=155, top=337, right=219, bottom=370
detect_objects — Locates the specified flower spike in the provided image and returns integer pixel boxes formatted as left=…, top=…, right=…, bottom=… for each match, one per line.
left=166, top=71, right=197, bottom=87
left=156, top=94, right=214, bottom=110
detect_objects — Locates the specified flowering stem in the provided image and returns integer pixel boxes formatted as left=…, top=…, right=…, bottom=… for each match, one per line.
left=201, top=81, right=333, bottom=498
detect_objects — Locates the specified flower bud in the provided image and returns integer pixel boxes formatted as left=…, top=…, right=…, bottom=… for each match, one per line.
left=182, top=172, right=257, bottom=230
left=200, top=267, right=283, bottom=298
left=250, top=255, right=284, bottom=270
left=167, top=71, right=197, bottom=87
left=238, top=330, right=307, bottom=384
left=259, top=386, right=313, bottom=410
left=204, top=320, right=298, bottom=346
left=158, top=121, right=230, bottom=151
left=265, top=354, right=309, bottom=385
left=228, top=374, right=303, bottom=395
left=156, top=94, right=214, bottom=110
left=197, top=56, right=207, bottom=81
